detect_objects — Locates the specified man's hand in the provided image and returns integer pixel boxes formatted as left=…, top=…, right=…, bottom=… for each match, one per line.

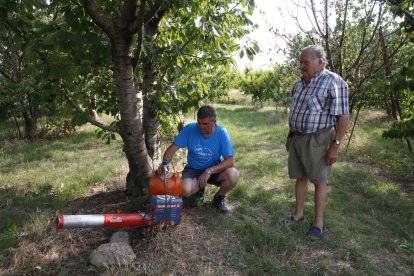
left=325, top=144, right=339, bottom=165
left=286, top=137, right=291, bottom=151
left=325, top=114, right=348, bottom=166
left=157, top=161, right=169, bottom=174
left=286, top=131, right=293, bottom=151
left=198, top=171, right=211, bottom=188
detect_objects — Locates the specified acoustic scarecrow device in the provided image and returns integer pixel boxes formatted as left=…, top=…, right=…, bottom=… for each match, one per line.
left=56, top=170, right=183, bottom=230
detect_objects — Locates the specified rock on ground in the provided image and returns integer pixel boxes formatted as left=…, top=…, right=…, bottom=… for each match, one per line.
left=90, top=231, right=136, bottom=268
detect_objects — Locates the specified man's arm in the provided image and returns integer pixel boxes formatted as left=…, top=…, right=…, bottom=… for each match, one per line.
left=325, top=114, right=349, bottom=165
left=334, top=114, right=349, bottom=142
left=198, top=156, right=235, bottom=187
left=158, top=143, right=180, bottom=173
left=162, top=143, right=180, bottom=163
left=205, top=156, right=235, bottom=175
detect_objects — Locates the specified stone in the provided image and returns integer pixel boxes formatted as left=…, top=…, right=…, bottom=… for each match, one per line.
left=90, top=242, right=136, bottom=268
left=110, top=231, right=129, bottom=244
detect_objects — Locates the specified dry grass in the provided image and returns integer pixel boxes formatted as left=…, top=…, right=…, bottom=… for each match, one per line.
left=1, top=159, right=242, bottom=275
left=0, top=165, right=129, bottom=275
left=130, top=208, right=242, bottom=275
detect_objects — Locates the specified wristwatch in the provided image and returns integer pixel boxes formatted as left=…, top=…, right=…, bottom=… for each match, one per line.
left=205, top=169, right=212, bottom=175
left=332, top=139, right=341, bottom=146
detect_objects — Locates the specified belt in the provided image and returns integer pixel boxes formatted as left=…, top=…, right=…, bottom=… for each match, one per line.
left=290, top=127, right=333, bottom=137
left=291, top=131, right=306, bottom=136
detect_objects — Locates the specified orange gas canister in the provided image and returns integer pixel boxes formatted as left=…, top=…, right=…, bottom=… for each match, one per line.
left=149, top=171, right=183, bottom=196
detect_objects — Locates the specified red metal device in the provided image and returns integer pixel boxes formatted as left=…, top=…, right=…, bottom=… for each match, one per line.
left=56, top=171, right=183, bottom=230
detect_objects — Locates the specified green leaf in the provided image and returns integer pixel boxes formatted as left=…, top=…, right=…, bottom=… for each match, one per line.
left=43, top=32, right=58, bottom=46
left=71, top=112, right=89, bottom=126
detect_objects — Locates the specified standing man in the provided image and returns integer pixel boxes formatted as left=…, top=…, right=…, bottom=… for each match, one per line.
left=158, top=105, right=239, bottom=214
left=282, top=45, right=349, bottom=239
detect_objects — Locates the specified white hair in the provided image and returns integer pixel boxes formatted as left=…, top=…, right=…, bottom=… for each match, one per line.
left=301, top=45, right=328, bottom=67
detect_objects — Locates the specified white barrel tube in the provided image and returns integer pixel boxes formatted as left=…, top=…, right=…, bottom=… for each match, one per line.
left=58, top=215, right=105, bottom=229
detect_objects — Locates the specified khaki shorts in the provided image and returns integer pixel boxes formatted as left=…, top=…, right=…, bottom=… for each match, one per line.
left=288, top=128, right=334, bottom=184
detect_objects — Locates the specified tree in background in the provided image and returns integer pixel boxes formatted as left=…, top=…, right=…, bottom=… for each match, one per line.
left=380, top=0, right=414, bottom=149
left=382, top=0, right=414, bottom=38
left=272, top=0, right=409, bottom=109
left=0, top=0, right=65, bottom=140
left=0, top=0, right=257, bottom=194
left=239, top=65, right=297, bottom=111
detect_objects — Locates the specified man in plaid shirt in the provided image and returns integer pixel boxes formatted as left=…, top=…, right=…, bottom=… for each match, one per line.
left=281, top=45, right=349, bottom=239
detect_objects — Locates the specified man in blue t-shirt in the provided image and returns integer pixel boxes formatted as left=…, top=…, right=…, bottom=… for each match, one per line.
left=157, top=105, right=239, bottom=214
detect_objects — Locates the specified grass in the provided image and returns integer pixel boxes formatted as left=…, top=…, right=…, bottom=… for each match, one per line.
left=216, top=89, right=253, bottom=106
left=0, top=124, right=126, bottom=251
left=0, top=103, right=413, bottom=275
left=344, top=110, right=414, bottom=182
left=221, top=105, right=414, bottom=275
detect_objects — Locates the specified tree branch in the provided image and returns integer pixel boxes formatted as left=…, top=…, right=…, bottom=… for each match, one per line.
left=64, top=91, right=120, bottom=133
left=338, top=0, right=349, bottom=76
left=79, top=0, right=116, bottom=39
left=310, top=0, right=325, bottom=37
left=345, top=2, right=384, bottom=78
left=132, top=0, right=146, bottom=71
left=385, top=0, right=414, bottom=21
left=323, top=0, right=335, bottom=71
left=144, top=0, right=165, bottom=24
left=0, top=67, right=14, bottom=82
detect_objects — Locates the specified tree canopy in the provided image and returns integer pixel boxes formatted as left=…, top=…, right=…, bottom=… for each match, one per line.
left=0, top=0, right=259, bottom=194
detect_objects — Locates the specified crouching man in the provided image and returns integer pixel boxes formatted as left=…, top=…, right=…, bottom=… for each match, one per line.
left=158, top=105, right=239, bottom=214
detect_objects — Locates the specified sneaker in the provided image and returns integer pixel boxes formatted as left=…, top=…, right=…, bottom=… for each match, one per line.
left=211, top=194, right=229, bottom=214
left=307, top=226, right=323, bottom=240
left=280, top=215, right=304, bottom=225
left=195, top=187, right=205, bottom=202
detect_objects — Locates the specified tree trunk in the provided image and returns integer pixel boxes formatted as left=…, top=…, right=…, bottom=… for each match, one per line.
left=379, top=27, right=413, bottom=153
left=112, top=36, right=151, bottom=196
left=143, top=97, right=160, bottom=161
left=142, top=15, right=164, bottom=162
left=22, top=110, right=37, bottom=140
left=142, top=47, right=160, bottom=161
left=79, top=0, right=168, bottom=195
left=12, top=116, right=23, bottom=139
left=379, top=27, right=398, bottom=120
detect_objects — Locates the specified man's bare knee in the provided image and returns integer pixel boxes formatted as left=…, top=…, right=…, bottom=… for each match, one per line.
left=219, top=167, right=239, bottom=187
left=230, top=168, right=240, bottom=184
left=182, top=179, right=197, bottom=197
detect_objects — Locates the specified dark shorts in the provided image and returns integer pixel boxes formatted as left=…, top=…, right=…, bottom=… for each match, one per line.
left=182, top=167, right=221, bottom=186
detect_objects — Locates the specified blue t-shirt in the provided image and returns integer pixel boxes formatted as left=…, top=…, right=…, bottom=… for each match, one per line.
left=173, top=122, right=235, bottom=170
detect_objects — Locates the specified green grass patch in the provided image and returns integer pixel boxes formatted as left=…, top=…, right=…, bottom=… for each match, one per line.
left=345, top=110, right=414, bottom=181
left=210, top=105, right=414, bottom=275
left=0, top=126, right=126, bottom=250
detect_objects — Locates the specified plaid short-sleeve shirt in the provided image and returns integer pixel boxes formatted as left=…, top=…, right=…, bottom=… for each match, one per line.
left=289, top=69, right=349, bottom=133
